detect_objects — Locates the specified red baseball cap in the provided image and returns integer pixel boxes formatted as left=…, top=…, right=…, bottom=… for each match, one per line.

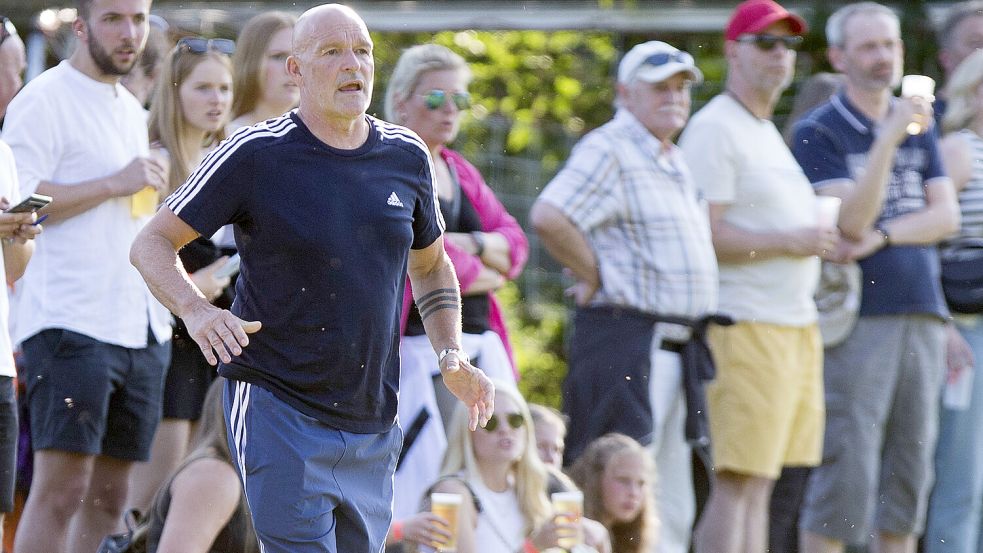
left=725, top=0, right=808, bottom=41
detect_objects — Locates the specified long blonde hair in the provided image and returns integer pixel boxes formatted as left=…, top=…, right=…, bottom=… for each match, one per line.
left=230, top=11, right=295, bottom=120
left=148, top=45, right=231, bottom=193
left=943, top=48, right=983, bottom=134
left=568, top=433, right=658, bottom=553
left=440, top=382, right=552, bottom=534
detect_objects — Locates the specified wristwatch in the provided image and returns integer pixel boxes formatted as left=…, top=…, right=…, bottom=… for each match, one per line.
left=438, top=348, right=469, bottom=365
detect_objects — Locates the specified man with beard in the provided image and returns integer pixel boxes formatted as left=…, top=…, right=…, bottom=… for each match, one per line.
left=791, top=3, right=959, bottom=553
left=1, top=1, right=172, bottom=552
left=678, top=2, right=834, bottom=552
left=532, top=40, right=718, bottom=553
left=130, top=4, right=494, bottom=552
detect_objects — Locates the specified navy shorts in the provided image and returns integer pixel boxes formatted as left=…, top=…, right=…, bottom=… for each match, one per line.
left=225, top=379, right=401, bottom=553
left=20, top=329, right=170, bottom=461
left=0, top=377, right=17, bottom=512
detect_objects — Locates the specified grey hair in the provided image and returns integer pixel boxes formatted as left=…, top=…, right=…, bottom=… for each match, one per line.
left=826, top=2, right=899, bottom=48
left=939, top=1, right=983, bottom=49
left=383, top=44, right=471, bottom=124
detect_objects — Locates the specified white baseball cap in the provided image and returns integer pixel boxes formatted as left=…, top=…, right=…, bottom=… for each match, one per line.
left=617, top=41, right=703, bottom=85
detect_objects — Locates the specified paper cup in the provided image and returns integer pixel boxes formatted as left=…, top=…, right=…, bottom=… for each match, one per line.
left=901, top=75, right=935, bottom=134
left=815, top=196, right=841, bottom=230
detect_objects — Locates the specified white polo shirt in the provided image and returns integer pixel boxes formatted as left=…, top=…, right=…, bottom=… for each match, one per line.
left=2, top=61, right=171, bottom=348
left=0, top=143, right=20, bottom=377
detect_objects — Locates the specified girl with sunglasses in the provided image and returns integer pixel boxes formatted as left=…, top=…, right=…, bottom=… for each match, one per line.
left=414, top=383, right=607, bottom=553
left=568, top=434, right=658, bottom=553
left=383, top=44, right=530, bottom=536
left=128, top=39, right=236, bottom=514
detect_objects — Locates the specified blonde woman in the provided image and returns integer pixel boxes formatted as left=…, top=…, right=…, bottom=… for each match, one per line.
left=129, top=37, right=235, bottom=512
left=409, top=383, right=609, bottom=553
left=226, top=11, right=298, bottom=132
left=924, top=47, right=983, bottom=553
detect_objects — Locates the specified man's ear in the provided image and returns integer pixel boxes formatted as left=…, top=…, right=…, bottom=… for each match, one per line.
left=828, top=46, right=844, bottom=72
left=72, top=17, right=86, bottom=41
left=286, top=55, right=301, bottom=79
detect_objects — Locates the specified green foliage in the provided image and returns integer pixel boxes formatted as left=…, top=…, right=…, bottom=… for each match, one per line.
left=496, top=282, right=569, bottom=409
left=371, top=29, right=620, bottom=171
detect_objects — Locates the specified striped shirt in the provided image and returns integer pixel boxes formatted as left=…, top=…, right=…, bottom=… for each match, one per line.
left=165, top=111, right=443, bottom=432
left=538, top=109, right=718, bottom=319
left=948, top=129, right=983, bottom=245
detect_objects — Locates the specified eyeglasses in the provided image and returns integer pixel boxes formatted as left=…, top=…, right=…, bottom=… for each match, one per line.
left=177, top=37, right=236, bottom=56
left=735, top=34, right=804, bottom=52
left=421, top=89, right=472, bottom=111
left=0, top=17, right=16, bottom=48
left=481, top=412, right=525, bottom=432
left=641, top=50, right=695, bottom=68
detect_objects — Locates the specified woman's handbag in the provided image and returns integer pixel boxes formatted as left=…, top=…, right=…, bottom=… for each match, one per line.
left=941, top=239, right=983, bottom=314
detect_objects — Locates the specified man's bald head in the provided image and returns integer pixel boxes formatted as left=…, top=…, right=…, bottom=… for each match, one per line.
left=292, top=4, right=367, bottom=56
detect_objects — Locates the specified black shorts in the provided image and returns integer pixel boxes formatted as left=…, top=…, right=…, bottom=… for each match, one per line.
left=0, top=377, right=17, bottom=512
left=20, top=329, right=170, bottom=461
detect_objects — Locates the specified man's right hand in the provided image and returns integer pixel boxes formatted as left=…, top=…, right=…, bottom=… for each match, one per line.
left=786, top=226, right=839, bottom=258
left=884, top=96, right=933, bottom=144
left=109, top=156, right=169, bottom=197
left=182, top=302, right=261, bottom=365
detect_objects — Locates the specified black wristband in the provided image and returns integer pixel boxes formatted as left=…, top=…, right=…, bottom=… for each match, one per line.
left=471, top=231, right=485, bottom=257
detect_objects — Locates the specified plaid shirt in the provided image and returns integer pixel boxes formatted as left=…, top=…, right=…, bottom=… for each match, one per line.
left=539, top=109, right=718, bottom=319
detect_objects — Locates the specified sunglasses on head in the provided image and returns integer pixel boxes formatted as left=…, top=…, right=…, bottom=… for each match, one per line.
left=642, top=50, right=695, bottom=68
left=0, top=17, right=16, bottom=48
left=735, top=34, right=804, bottom=52
left=178, top=37, right=236, bottom=55
left=481, top=412, right=525, bottom=432
left=421, top=89, right=472, bottom=111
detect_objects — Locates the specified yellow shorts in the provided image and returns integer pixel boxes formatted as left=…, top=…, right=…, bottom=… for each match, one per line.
left=706, top=321, right=824, bottom=479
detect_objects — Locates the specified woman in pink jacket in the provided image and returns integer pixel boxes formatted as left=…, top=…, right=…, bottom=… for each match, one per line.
left=383, top=43, right=529, bottom=543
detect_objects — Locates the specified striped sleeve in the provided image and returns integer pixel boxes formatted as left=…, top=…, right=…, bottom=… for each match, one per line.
left=165, top=115, right=297, bottom=214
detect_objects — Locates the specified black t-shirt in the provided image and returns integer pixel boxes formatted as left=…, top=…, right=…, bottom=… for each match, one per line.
left=165, top=112, right=443, bottom=432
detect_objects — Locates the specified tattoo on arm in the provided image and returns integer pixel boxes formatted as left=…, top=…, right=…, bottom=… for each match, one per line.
left=417, top=287, right=461, bottom=322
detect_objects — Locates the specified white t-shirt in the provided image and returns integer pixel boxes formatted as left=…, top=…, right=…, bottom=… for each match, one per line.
left=2, top=61, right=171, bottom=347
left=0, top=142, right=21, bottom=377
left=680, top=94, right=819, bottom=326
left=472, top=477, right=526, bottom=553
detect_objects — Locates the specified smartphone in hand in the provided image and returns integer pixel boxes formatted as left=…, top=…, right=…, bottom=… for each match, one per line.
left=6, top=194, right=53, bottom=213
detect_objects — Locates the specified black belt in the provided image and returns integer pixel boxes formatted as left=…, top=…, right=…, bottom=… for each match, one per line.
left=659, top=338, right=686, bottom=354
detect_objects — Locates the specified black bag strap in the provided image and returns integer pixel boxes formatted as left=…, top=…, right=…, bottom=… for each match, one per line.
left=395, top=408, right=431, bottom=471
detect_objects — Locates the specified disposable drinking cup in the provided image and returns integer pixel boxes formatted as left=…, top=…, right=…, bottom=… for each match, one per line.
left=430, top=492, right=462, bottom=552
left=815, top=196, right=841, bottom=230
left=552, top=490, right=583, bottom=548
left=900, top=75, right=935, bottom=135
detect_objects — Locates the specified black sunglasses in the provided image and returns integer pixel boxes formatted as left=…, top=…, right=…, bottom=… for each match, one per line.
left=642, top=50, right=695, bottom=68
left=0, top=17, right=16, bottom=48
left=735, top=34, right=804, bottom=52
left=481, top=412, right=525, bottom=432
left=178, top=37, right=236, bottom=56
left=421, top=89, right=472, bottom=111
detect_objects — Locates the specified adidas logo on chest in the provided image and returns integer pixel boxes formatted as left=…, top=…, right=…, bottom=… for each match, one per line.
left=387, top=192, right=404, bottom=207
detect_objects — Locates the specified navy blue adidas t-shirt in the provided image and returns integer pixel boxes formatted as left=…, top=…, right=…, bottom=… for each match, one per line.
left=791, top=92, right=948, bottom=320
left=165, top=112, right=444, bottom=433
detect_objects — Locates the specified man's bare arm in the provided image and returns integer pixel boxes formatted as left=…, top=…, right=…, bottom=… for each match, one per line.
left=130, top=208, right=259, bottom=365
left=407, top=238, right=494, bottom=430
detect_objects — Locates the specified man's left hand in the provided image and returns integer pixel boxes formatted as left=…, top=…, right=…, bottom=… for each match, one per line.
left=440, top=352, right=495, bottom=431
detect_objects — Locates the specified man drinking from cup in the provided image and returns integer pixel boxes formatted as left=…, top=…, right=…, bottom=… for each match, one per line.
left=790, top=3, right=960, bottom=552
